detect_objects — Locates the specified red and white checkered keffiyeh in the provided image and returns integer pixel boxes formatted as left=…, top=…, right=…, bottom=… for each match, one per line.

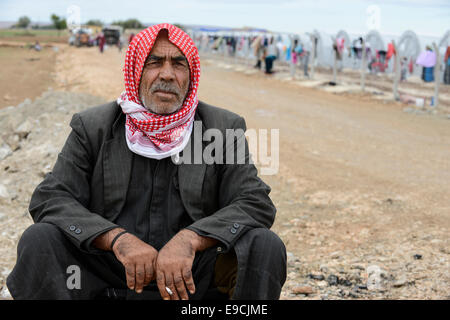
left=117, top=23, right=200, bottom=159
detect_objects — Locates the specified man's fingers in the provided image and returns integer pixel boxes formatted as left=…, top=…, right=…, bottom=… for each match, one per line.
left=156, top=270, right=170, bottom=300
left=125, top=263, right=136, bottom=291
left=135, top=264, right=145, bottom=293
left=144, top=263, right=153, bottom=285
left=165, top=275, right=180, bottom=300
left=174, top=273, right=189, bottom=300
left=182, top=268, right=195, bottom=295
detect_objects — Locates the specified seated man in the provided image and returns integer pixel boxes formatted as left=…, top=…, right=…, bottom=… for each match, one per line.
left=6, top=23, right=286, bottom=300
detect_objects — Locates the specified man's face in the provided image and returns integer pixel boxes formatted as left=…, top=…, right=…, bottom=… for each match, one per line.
left=139, top=30, right=190, bottom=114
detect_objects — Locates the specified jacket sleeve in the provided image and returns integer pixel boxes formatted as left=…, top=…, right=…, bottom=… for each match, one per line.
left=28, top=113, right=119, bottom=253
left=185, top=116, right=276, bottom=251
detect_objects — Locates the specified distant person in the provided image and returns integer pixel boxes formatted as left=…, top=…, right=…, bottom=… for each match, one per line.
left=118, top=35, right=124, bottom=52
left=33, top=41, right=41, bottom=52
left=417, top=46, right=435, bottom=83
left=264, top=37, right=278, bottom=74
left=288, top=39, right=297, bottom=78
left=300, top=42, right=310, bottom=78
left=128, top=32, right=135, bottom=45
left=400, top=56, right=408, bottom=82
left=98, top=33, right=106, bottom=53
left=7, top=23, right=286, bottom=300
left=251, top=35, right=263, bottom=69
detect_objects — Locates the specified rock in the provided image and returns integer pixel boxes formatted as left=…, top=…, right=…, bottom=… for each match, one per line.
left=17, top=98, right=31, bottom=109
left=317, top=280, right=328, bottom=288
left=357, top=284, right=368, bottom=290
left=0, top=184, right=10, bottom=200
left=0, top=143, right=13, bottom=160
left=287, top=252, right=299, bottom=267
left=413, top=254, right=423, bottom=260
left=327, top=274, right=339, bottom=286
left=4, top=134, right=20, bottom=151
left=393, top=275, right=409, bottom=288
left=15, top=120, right=33, bottom=139
left=366, top=265, right=388, bottom=291
left=292, top=286, right=315, bottom=295
left=319, top=265, right=329, bottom=273
left=350, top=263, right=365, bottom=270
left=0, top=285, right=12, bottom=299
left=330, top=251, right=340, bottom=259
left=287, top=272, right=297, bottom=280
left=308, top=273, right=325, bottom=281
left=338, top=279, right=353, bottom=287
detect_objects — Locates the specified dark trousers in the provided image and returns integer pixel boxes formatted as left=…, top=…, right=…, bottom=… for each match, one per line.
left=265, top=56, right=276, bottom=73
left=7, top=223, right=286, bottom=300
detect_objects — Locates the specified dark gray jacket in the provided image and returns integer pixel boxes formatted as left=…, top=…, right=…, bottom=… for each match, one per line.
left=28, top=100, right=276, bottom=252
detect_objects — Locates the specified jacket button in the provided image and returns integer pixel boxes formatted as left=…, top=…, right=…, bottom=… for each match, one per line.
left=75, top=228, right=82, bottom=234
left=69, top=225, right=76, bottom=231
left=230, top=227, right=237, bottom=234
left=233, top=223, right=240, bottom=229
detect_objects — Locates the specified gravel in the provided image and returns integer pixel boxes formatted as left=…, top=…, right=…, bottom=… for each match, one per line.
left=0, top=90, right=106, bottom=294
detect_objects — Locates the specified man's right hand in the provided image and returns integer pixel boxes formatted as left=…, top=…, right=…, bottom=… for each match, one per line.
left=93, top=228, right=158, bottom=294
left=112, top=232, right=158, bottom=293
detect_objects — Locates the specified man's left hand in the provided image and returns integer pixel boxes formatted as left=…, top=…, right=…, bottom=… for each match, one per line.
left=155, top=229, right=218, bottom=300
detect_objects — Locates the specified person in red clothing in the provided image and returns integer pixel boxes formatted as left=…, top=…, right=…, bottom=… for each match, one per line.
left=128, top=32, right=135, bottom=45
left=386, top=41, right=395, bottom=61
left=98, top=33, right=106, bottom=53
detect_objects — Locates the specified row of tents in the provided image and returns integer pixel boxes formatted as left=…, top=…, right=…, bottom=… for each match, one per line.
left=187, top=27, right=450, bottom=81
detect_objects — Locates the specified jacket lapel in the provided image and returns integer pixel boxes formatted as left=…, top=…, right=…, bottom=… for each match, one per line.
left=103, top=111, right=132, bottom=219
left=177, top=111, right=207, bottom=221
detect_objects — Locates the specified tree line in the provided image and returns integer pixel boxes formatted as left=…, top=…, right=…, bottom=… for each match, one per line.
left=13, top=15, right=153, bottom=31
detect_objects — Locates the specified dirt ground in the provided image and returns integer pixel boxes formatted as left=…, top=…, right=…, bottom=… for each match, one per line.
left=0, top=46, right=57, bottom=109
left=0, top=43, right=449, bottom=299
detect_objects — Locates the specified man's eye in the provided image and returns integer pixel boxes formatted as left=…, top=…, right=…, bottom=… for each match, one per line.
left=146, top=59, right=160, bottom=66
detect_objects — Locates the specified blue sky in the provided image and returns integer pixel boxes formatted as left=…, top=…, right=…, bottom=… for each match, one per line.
left=0, top=0, right=448, bottom=37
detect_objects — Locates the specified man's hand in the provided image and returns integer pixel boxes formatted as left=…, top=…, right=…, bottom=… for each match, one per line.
left=156, top=229, right=218, bottom=300
left=112, top=233, right=159, bottom=294
left=92, top=228, right=158, bottom=294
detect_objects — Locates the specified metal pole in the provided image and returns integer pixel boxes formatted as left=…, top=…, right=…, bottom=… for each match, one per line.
left=392, top=41, right=400, bottom=101
left=432, top=42, right=440, bottom=108
left=333, top=47, right=337, bottom=83
left=310, top=35, right=316, bottom=80
left=331, top=37, right=337, bottom=83
left=360, top=39, right=366, bottom=91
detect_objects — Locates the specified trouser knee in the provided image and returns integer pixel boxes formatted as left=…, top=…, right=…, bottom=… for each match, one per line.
left=17, top=222, right=64, bottom=255
left=244, top=228, right=286, bottom=262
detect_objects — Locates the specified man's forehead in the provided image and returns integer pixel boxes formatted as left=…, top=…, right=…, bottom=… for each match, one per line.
left=150, top=30, right=185, bottom=57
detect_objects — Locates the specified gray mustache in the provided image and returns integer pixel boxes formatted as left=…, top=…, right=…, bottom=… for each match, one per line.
left=150, top=82, right=179, bottom=96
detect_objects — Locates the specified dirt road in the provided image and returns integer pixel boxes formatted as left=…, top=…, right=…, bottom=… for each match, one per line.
left=0, top=45, right=57, bottom=109
left=2, top=45, right=449, bottom=299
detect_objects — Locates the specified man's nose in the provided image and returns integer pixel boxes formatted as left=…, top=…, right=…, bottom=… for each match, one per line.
left=159, top=60, right=176, bottom=81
